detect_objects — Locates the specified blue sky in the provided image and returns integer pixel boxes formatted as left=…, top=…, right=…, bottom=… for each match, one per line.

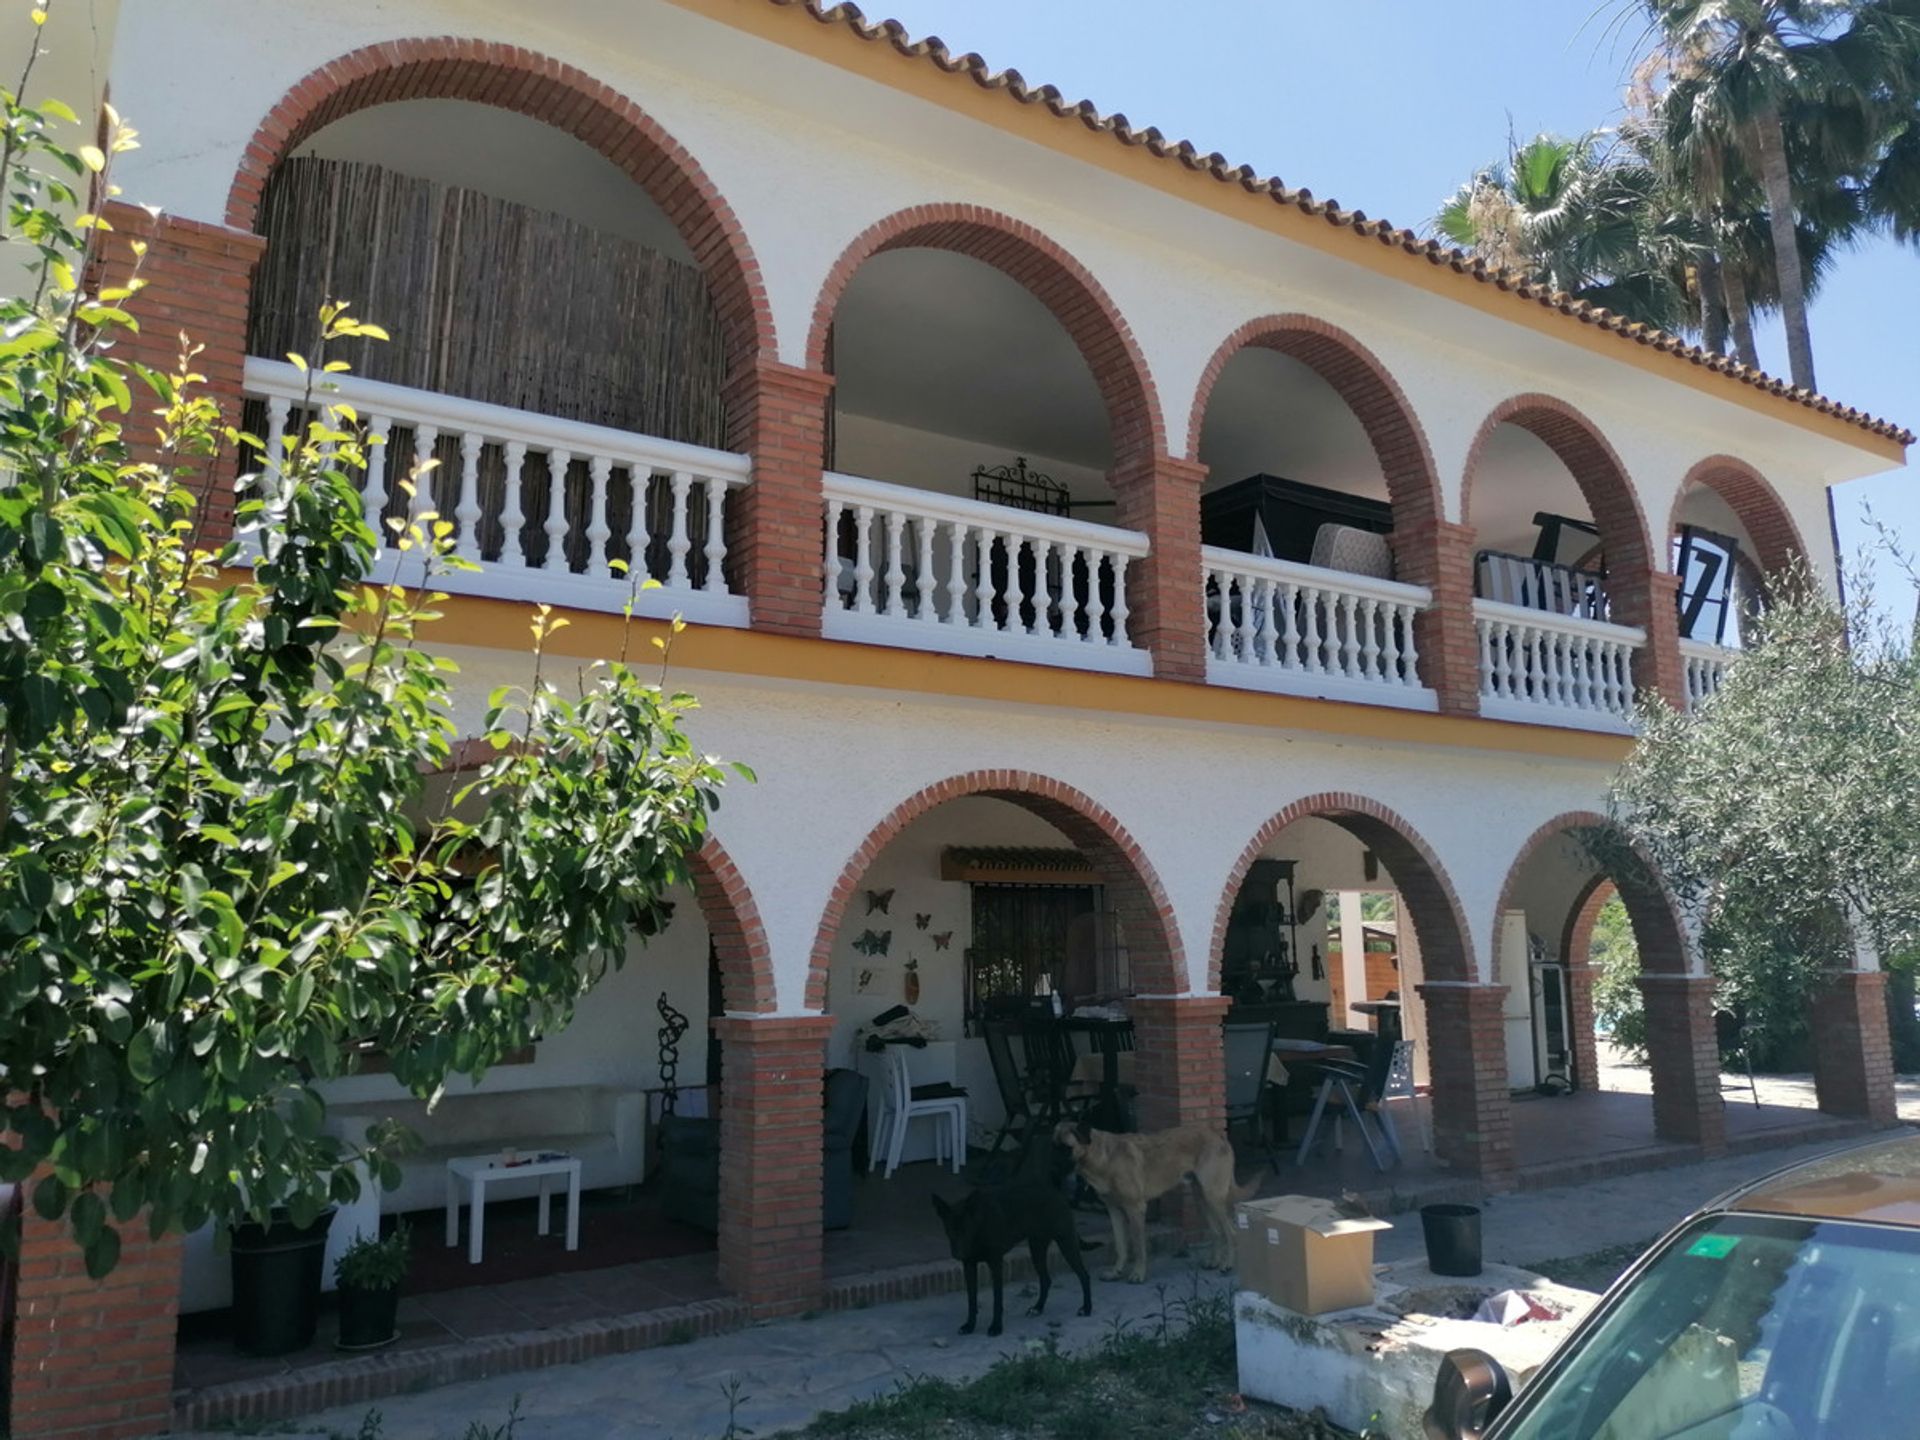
left=872, top=0, right=1919, bottom=608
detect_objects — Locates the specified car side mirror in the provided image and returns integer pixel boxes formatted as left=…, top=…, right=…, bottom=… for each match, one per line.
left=1422, top=1348, right=1513, bottom=1440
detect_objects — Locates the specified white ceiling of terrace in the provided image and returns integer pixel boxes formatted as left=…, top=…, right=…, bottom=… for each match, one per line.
left=1197, top=349, right=1388, bottom=500
left=1469, top=426, right=1592, bottom=557
left=295, top=99, right=695, bottom=262
left=832, top=249, right=1112, bottom=469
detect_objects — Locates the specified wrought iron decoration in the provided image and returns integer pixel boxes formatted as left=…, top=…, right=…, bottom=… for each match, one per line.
left=656, top=991, right=690, bottom=1117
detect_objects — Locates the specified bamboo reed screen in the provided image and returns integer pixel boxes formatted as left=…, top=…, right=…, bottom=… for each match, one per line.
left=248, top=156, right=730, bottom=449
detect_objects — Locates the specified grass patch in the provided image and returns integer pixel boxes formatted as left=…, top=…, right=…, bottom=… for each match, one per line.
left=798, top=1286, right=1360, bottom=1440
left=1527, top=1240, right=1647, bottom=1294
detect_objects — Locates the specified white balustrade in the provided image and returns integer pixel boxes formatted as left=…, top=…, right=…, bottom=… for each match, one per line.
left=1200, top=548, right=1436, bottom=711
left=242, top=358, right=751, bottom=627
left=821, top=471, right=1151, bottom=676
left=1475, top=599, right=1643, bottom=732
left=1679, top=638, right=1734, bottom=711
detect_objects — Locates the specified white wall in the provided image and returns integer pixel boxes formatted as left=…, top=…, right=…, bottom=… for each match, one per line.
left=317, top=883, right=712, bottom=1107
left=92, top=0, right=1892, bottom=596
left=821, top=796, right=1066, bottom=1069
left=832, top=412, right=1113, bottom=510
left=433, top=646, right=1628, bottom=1007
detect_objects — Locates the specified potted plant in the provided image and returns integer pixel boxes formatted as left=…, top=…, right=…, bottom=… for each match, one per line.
left=333, top=1222, right=411, bottom=1351
left=229, top=1206, right=337, bottom=1357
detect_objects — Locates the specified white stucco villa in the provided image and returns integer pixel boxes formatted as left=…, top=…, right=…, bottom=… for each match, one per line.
left=8, top=3, right=1912, bottom=1436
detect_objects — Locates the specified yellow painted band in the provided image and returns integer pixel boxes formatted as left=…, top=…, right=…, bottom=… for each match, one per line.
left=368, top=581, right=1627, bottom=764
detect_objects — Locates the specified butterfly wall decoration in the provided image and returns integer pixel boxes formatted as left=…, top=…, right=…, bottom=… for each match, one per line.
left=852, top=929, right=892, bottom=957
left=856, top=968, right=875, bottom=993
left=931, top=931, right=952, bottom=951
left=865, top=888, right=893, bottom=915
left=914, top=913, right=931, bottom=931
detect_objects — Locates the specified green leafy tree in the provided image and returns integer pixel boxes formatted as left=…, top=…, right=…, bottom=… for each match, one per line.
left=1603, top=569, right=1920, bottom=1072
left=1589, top=895, right=1649, bottom=1061
left=1, top=59, right=742, bottom=1276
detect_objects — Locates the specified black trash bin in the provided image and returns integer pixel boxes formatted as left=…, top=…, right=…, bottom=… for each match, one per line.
left=1421, top=1202, right=1483, bottom=1277
left=230, top=1208, right=336, bottom=1357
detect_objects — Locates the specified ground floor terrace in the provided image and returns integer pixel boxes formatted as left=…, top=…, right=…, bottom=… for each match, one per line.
left=12, top=665, right=1904, bottom=1440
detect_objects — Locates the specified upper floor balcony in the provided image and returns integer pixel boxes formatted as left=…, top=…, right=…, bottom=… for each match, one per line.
left=229, top=92, right=1792, bottom=739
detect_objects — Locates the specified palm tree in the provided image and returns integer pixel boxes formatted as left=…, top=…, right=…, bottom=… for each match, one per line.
left=1637, top=0, right=1920, bottom=392
left=1434, top=131, right=1694, bottom=331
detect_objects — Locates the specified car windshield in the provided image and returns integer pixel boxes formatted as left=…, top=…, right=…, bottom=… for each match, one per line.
left=1499, top=1212, right=1920, bottom=1440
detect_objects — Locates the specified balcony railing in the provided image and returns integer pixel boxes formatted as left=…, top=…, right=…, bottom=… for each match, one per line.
left=1476, top=599, right=1643, bottom=732
left=821, top=472, right=1151, bottom=676
left=242, top=360, right=752, bottom=627
left=1679, top=638, right=1734, bottom=712
left=1201, top=549, right=1436, bottom=711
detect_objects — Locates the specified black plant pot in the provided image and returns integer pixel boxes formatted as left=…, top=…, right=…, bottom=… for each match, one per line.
left=335, top=1281, right=401, bottom=1351
left=229, top=1208, right=336, bottom=1357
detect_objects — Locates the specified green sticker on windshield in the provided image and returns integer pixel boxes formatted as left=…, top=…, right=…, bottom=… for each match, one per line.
left=1687, top=1235, right=1740, bottom=1259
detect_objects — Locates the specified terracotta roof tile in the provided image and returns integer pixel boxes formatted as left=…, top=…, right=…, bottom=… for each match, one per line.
left=763, top=0, right=1914, bottom=449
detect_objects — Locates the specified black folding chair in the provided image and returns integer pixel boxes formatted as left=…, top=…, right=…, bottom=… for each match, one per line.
left=982, top=1018, right=1046, bottom=1160
left=1294, top=1038, right=1402, bottom=1172
left=1223, top=1021, right=1279, bottom=1170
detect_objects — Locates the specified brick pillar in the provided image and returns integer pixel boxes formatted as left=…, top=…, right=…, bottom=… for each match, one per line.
left=9, top=1181, right=182, bottom=1440
left=714, top=1014, right=832, bottom=1317
left=1130, top=995, right=1230, bottom=1132
left=1564, top=964, right=1601, bottom=1093
left=1111, top=454, right=1208, bottom=682
left=1611, top=567, right=1685, bottom=709
left=724, top=361, right=833, bottom=637
left=1393, top=517, right=1480, bottom=716
left=1638, top=973, right=1727, bottom=1152
left=1415, top=983, right=1514, bottom=1185
left=95, top=202, right=266, bottom=550
left=1809, top=970, right=1897, bottom=1124
left=1130, top=995, right=1229, bottom=1239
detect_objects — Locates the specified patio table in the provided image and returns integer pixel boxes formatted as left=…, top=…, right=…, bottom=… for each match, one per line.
left=444, top=1151, right=581, bottom=1265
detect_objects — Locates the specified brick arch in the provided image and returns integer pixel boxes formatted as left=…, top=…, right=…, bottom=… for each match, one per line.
left=1461, top=395, right=1654, bottom=578
left=806, top=204, right=1166, bottom=466
left=1186, top=314, right=1442, bottom=532
left=805, top=770, right=1184, bottom=1009
left=1670, top=455, right=1810, bottom=581
left=1494, top=811, right=1689, bottom=975
left=225, top=38, right=777, bottom=384
left=1212, top=792, right=1474, bottom=988
left=690, top=835, right=777, bottom=1016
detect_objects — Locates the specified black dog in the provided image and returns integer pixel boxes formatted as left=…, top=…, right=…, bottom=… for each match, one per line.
left=931, top=1179, right=1093, bottom=1337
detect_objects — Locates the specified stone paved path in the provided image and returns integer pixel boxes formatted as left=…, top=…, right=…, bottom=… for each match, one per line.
left=173, top=1128, right=1898, bottom=1440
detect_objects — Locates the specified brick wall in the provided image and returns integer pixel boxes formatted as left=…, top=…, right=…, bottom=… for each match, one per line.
left=1111, top=453, right=1208, bottom=680
left=1561, top=878, right=1615, bottom=1092
left=9, top=1182, right=182, bottom=1440
left=1673, top=457, right=1810, bottom=580
left=724, top=361, right=833, bottom=636
left=714, top=1015, right=833, bottom=1317
left=93, top=202, right=265, bottom=549
left=1415, top=983, right=1515, bottom=1185
left=1131, top=996, right=1230, bottom=1134
left=1394, top=518, right=1481, bottom=715
left=1809, top=970, right=1897, bottom=1124
left=1637, top=974, right=1727, bottom=1152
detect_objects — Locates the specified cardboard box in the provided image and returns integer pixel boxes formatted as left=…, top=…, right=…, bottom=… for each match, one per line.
left=1234, top=1195, right=1392, bottom=1315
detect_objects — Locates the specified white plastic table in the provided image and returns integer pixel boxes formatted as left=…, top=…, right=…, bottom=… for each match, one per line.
left=444, top=1152, right=581, bottom=1265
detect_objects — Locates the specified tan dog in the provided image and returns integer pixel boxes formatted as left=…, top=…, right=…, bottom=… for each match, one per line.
left=1054, top=1120, right=1255, bottom=1283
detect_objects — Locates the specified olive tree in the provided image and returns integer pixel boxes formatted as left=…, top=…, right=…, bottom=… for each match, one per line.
left=1605, top=568, right=1920, bottom=1066
left=1, top=57, right=741, bottom=1275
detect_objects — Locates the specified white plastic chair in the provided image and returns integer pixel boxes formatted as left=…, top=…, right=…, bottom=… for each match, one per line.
left=871, top=1046, right=967, bottom=1178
